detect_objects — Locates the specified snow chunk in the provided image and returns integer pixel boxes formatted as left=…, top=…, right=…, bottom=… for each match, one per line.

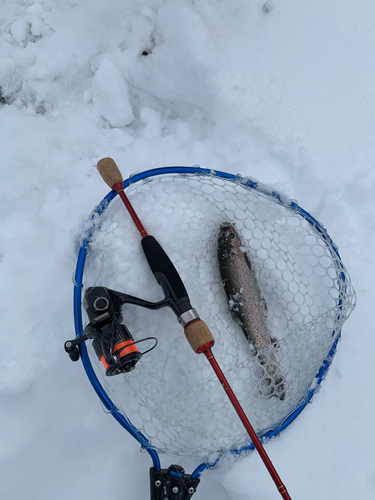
left=125, top=0, right=217, bottom=113
left=29, top=16, right=44, bottom=37
left=11, top=19, right=29, bottom=43
left=83, top=88, right=92, bottom=103
left=27, top=3, right=43, bottom=16
left=131, top=15, right=153, bottom=40
left=140, top=6, right=155, bottom=18
left=92, top=58, right=134, bottom=128
left=140, top=106, right=162, bottom=139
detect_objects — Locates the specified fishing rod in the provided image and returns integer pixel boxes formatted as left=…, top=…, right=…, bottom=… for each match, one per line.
left=92, top=157, right=293, bottom=500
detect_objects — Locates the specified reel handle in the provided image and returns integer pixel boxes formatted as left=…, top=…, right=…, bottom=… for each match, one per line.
left=64, top=337, right=87, bottom=362
left=97, top=157, right=124, bottom=189
left=65, top=343, right=80, bottom=362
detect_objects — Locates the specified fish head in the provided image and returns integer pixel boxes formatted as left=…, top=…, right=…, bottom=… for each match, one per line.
left=218, top=223, right=244, bottom=256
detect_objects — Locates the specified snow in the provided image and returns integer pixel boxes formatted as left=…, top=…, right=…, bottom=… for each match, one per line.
left=0, top=1, right=373, bottom=499
left=92, top=58, right=135, bottom=128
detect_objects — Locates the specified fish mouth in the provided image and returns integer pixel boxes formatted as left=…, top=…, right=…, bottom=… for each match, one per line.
left=220, top=222, right=236, bottom=231
left=219, top=222, right=238, bottom=239
left=219, top=223, right=243, bottom=253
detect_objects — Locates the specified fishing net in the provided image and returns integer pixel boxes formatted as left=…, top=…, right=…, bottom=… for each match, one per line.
left=83, top=169, right=356, bottom=458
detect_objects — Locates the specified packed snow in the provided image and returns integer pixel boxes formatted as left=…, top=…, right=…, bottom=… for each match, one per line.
left=1, top=1, right=374, bottom=499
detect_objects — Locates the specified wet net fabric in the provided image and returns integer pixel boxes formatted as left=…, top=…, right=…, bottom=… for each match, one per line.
left=84, top=171, right=356, bottom=457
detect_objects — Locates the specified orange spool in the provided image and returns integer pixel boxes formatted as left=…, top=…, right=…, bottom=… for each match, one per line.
left=100, top=339, right=142, bottom=375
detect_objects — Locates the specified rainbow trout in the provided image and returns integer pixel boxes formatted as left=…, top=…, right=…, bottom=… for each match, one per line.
left=218, top=223, right=285, bottom=400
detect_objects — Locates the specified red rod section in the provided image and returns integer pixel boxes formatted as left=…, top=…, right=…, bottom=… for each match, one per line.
left=110, top=172, right=291, bottom=498
left=203, top=348, right=292, bottom=500
left=113, top=182, right=148, bottom=238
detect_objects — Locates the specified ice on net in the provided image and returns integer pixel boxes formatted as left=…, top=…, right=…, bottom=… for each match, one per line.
left=84, top=171, right=356, bottom=457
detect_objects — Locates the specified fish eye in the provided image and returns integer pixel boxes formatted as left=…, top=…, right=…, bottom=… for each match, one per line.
left=229, top=233, right=235, bottom=239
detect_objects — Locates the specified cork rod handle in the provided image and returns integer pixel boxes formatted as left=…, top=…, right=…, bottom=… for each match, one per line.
left=97, top=157, right=124, bottom=189
left=184, top=320, right=215, bottom=353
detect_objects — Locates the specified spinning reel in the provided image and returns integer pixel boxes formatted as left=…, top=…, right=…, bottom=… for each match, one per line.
left=65, top=286, right=160, bottom=376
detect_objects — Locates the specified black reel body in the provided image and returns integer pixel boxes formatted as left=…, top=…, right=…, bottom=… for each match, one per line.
left=84, top=287, right=142, bottom=375
left=65, top=286, right=162, bottom=375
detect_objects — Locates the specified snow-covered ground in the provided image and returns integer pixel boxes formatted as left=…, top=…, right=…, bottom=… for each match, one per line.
left=1, top=1, right=374, bottom=499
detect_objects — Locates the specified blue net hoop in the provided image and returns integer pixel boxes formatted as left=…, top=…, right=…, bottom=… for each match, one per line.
left=73, top=166, right=355, bottom=476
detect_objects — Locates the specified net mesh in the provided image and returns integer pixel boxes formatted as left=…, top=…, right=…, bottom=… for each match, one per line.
left=84, top=171, right=356, bottom=458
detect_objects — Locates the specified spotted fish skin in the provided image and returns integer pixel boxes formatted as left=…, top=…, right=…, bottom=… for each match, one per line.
left=218, top=223, right=286, bottom=400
